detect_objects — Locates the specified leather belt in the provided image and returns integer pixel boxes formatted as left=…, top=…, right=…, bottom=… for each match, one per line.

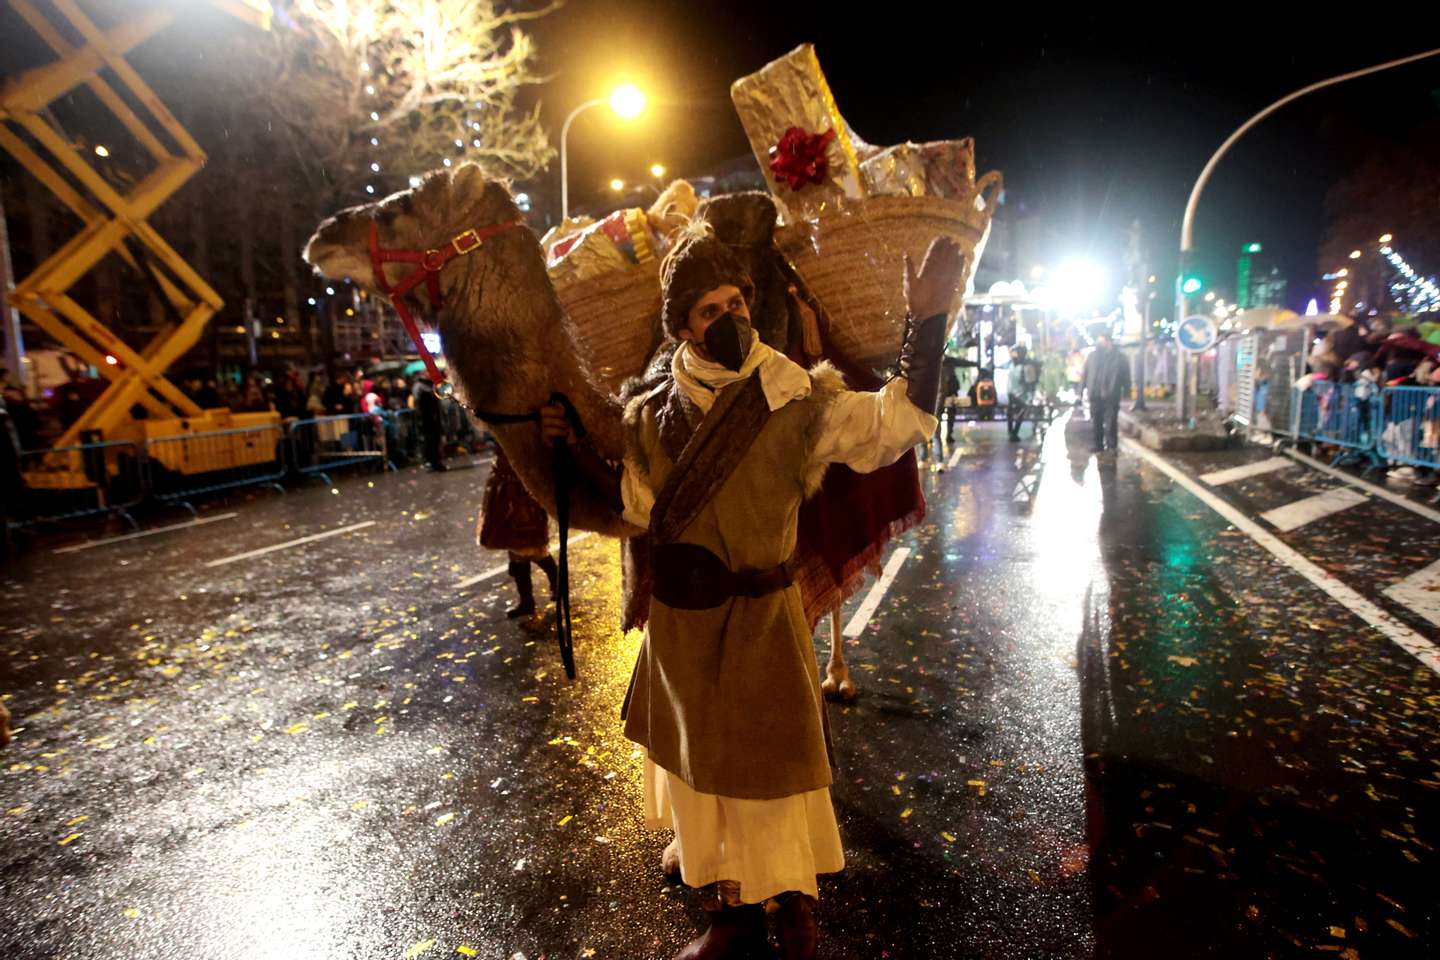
left=650, top=542, right=798, bottom=610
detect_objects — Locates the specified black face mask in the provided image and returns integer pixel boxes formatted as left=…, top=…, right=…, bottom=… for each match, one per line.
left=701, top=311, right=753, bottom=372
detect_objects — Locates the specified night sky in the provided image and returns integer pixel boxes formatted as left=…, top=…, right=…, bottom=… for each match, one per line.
left=528, top=4, right=1440, bottom=313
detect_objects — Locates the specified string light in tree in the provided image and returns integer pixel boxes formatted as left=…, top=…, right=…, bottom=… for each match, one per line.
left=1378, top=243, right=1440, bottom=314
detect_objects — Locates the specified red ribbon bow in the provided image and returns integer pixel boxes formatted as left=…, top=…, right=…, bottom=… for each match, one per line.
left=769, top=126, right=836, bottom=191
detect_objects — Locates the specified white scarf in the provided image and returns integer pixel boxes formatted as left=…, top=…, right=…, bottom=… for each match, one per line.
left=672, top=338, right=812, bottom=414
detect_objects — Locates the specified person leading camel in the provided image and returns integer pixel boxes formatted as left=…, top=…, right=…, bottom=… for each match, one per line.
left=477, top=447, right=558, bottom=618
left=541, top=225, right=964, bottom=959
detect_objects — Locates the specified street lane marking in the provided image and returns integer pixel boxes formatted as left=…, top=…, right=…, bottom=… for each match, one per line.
left=454, top=532, right=594, bottom=590
left=1383, top=558, right=1440, bottom=629
left=54, top=513, right=238, bottom=554
left=947, top=446, right=964, bottom=469
left=1283, top=447, right=1440, bottom=525
left=1123, top=438, right=1440, bottom=676
left=843, top=547, right=911, bottom=638
left=204, top=521, right=377, bottom=568
left=1200, top=457, right=1294, bottom=486
left=1259, top=487, right=1368, bottom=532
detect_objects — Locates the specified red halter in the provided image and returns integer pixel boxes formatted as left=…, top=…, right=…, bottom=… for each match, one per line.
left=367, top=218, right=520, bottom=391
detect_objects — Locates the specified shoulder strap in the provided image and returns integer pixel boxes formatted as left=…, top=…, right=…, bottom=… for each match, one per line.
left=649, top=375, right=773, bottom=545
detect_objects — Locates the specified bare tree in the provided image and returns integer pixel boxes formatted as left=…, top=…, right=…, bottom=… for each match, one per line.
left=248, top=0, right=557, bottom=209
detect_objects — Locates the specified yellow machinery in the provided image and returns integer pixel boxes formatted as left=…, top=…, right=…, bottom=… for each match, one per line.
left=0, top=0, right=278, bottom=486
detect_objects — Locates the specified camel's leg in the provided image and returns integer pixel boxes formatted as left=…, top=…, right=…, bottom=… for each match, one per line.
left=821, top=607, right=858, bottom=701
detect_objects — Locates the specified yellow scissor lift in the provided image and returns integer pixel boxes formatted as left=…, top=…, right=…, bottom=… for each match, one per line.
left=1, top=0, right=277, bottom=494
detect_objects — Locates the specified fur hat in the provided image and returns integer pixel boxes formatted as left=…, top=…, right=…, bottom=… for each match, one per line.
left=659, top=221, right=754, bottom=339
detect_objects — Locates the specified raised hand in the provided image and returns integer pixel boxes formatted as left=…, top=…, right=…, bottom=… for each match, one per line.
left=903, top=237, right=967, bottom=321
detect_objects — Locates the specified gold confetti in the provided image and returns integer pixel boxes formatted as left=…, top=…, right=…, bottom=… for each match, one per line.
left=285, top=722, right=309, bottom=735
left=940, top=831, right=956, bottom=843
left=436, top=813, right=455, bottom=826
left=1387, top=918, right=1416, bottom=938
left=352, top=800, right=370, bottom=812
left=456, top=948, right=477, bottom=957
left=900, top=808, right=913, bottom=819
left=558, top=815, right=573, bottom=827
left=58, top=833, right=82, bottom=846
left=403, top=940, right=437, bottom=959
left=522, top=696, right=539, bottom=703
left=1167, top=655, right=1199, bottom=667
left=65, top=816, right=88, bottom=826
left=124, top=908, right=139, bottom=919
left=1329, top=926, right=1346, bottom=938
left=967, top=780, right=986, bottom=787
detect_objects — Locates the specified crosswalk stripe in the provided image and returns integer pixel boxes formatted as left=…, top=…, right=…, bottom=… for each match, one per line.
left=204, top=521, right=377, bottom=567
left=1200, top=457, right=1294, bottom=486
left=1123, top=439, right=1439, bottom=676
left=1259, top=488, right=1368, bottom=532
left=842, top=547, right=911, bottom=638
left=1383, top=558, right=1440, bottom=629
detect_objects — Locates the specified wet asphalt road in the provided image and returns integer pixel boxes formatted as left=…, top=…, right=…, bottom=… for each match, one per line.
left=2, top=414, right=1438, bottom=960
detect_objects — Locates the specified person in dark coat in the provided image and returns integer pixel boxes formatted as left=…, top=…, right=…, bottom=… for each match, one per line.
left=409, top=374, right=446, bottom=470
left=1083, top=332, right=1132, bottom=453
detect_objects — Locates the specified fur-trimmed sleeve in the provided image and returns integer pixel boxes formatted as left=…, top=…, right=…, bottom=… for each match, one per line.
left=803, top=365, right=937, bottom=484
left=620, top=385, right=663, bottom=529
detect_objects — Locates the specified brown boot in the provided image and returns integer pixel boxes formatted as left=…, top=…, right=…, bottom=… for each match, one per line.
left=505, top=560, right=535, bottom=618
left=674, top=903, right=765, bottom=959
left=534, top=554, right=558, bottom=598
left=775, top=893, right=817, bottom=960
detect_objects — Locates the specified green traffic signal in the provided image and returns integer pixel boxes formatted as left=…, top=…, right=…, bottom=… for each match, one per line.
left=1182, top=275, right=1203, bottom=295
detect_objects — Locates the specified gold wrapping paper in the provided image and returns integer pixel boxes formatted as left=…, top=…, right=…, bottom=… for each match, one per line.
left=861, top=139, right=977, bottom=201
left=730, top=44, right=864, bottom=222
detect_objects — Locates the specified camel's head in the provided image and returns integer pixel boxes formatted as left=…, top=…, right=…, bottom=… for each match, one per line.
left=303, top=162, right=525, bottom=292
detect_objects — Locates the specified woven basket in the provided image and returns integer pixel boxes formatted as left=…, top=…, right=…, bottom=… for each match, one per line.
left=554, top=259, right=663, bottom=394
left=776, top=174, right=1001, bottom=371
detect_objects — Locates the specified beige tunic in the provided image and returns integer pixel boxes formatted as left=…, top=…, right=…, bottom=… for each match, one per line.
left=619, top=342, right=935, bottom=799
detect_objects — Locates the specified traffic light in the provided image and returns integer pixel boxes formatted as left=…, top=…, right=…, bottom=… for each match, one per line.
left=1182, top=275, right=1204, bottom=295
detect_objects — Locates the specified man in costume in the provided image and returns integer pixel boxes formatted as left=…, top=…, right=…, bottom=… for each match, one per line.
left=541, top=225, right=964, bottom=959
left=477, top=449, right=558, bottom=618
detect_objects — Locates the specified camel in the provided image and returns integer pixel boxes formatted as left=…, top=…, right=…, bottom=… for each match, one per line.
left=304, top=163, right=632, bottom=539
left=305, top=162, right=869, bottom=698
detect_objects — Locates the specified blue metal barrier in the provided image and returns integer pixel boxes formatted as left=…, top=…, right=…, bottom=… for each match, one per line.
left=146, top=424, right=288, bottom=513
left=1287, top=381, right=1384, bottom=473
left=8, top=440, right=145, bottom=530
left=1377, top=386, right=1440, bottom=469
left=287, top=413, right=394, bottom=485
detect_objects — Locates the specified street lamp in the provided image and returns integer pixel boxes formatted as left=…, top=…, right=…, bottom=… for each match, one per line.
left=1379, top=233, right=1393, bottom=244
left=560, top=84, right=647, bottom=221
left=650, top=163, right=666, bottom=179
left=609, top=178, right=625, bottom=192
left=1174, top=44, right=1440, bottom=421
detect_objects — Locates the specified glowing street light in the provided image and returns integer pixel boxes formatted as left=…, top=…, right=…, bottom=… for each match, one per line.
left=1349, top=250, right=1362, bottom=259
left=1379, top=233, right=1393, bottom=244
left=609, top=84, right=646, bottom=119
left=93, top=144, right=109, bottom=157
left=609, top=178, right=625, bottom=192
left=650, top=163, right=666, bottom=178
left=561, top=83, right=649, bottom=220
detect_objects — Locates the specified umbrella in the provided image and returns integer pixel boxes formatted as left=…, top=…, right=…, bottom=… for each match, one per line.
left=366, top=360, right=408, bottom=377
left=403, top=357, right=446, bottom=377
